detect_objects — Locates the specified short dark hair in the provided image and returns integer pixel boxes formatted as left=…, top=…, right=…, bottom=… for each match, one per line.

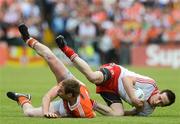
left=62, top=79, right=80, bottom=97
left=160, top=89, right=175, bottom=106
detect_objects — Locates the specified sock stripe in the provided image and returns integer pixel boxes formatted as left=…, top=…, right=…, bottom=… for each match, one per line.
left=18, top=96, right=31, bottom=106
left=26, top=38, right=38, bottom=48
left=70, top=54, right=78, bottom=61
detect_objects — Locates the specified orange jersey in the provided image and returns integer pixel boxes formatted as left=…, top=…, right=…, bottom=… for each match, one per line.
left=63, top=85, right=95, bottom=118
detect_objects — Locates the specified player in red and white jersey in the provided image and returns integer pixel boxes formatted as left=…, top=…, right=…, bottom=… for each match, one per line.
left=96, top=63, right=159, bottom=116
left=56, top=35, right=176, bottom=116
left=7, top=24, right=95, bottom=118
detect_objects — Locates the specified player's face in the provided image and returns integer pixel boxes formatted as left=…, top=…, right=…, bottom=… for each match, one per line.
left=152, top=92, right=169, bottom=107
left=57, top=82, right=73, bottom=100
left=57, top=82, right=67, bottom=99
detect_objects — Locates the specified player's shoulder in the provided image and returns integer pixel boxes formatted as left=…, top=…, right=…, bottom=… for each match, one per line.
left=101, top=63, right=117, bottom=67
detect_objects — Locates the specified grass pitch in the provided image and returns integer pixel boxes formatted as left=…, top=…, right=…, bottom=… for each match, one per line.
left=0, top=65, right=180, bottom=124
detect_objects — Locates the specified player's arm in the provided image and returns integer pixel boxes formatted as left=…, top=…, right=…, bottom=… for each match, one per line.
left=124, top=107, right=144, bottom=116
left=55, top=35, right=107, bottom=85
left=124, top=108, right=138, bottom=116
left=42, top=85, right=60, bottom=118
left=122, top=76, right=144, bottom=108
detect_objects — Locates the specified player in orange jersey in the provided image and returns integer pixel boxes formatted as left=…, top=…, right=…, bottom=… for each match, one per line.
left=7, top=24, right=95, bottom=118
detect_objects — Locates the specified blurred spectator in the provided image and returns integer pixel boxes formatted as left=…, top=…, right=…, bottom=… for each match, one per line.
left=0, top=0, right=42, bottom=45
left=0, top=0, right=180, bottom=65
left=77, top=18, right=97, bottom=45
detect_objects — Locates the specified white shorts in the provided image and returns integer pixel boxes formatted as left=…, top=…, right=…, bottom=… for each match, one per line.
left=50, top=99, right=68, bottom=117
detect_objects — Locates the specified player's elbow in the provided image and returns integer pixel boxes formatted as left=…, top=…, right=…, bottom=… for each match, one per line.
left=87, top=76, right=96, bottom=84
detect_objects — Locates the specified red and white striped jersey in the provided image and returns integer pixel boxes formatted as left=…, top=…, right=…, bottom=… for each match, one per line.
left=96, top=63, right=158, bottom=116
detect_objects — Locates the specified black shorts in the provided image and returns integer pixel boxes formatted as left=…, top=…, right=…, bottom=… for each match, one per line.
left=100, top=92, right=122, bottom=106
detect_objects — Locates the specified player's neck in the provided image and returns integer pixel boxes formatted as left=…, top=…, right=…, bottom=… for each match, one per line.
left=68, top=97, right=78, bottom=106
left=148, top=95, right=154, bottom=106
left=148, top=89, right=159, bottom=107
left=148, top=94, right=157, bottom=107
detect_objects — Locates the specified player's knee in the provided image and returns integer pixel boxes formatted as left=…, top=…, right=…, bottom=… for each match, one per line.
left=86, top=76, right=99, bottom=85
left=111, top=111, right=124, bottom=116
left=37, top=47, right=55, bottom=61
left=87, top=76, right=95, bottom=83
left=85, top=73, right=100, bottom=84
left=43, top=52, right=55, bottom=61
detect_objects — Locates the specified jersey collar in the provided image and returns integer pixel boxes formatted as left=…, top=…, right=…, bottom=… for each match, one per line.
left=67, top=95, right=80, bottom=111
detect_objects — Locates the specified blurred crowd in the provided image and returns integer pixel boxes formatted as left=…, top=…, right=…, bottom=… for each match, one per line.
left=0, top=0, right=180, bottom=65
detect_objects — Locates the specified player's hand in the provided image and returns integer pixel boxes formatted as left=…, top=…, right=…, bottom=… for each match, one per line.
left=55, top=35, right=67, bottom=49
left=131, top=97, right=144, bottom=108
left=18, top=23, right=30, bottom=41
left=44, top=112, right=58, bottom=118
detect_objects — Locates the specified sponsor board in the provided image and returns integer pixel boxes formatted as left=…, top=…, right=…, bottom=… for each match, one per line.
left=0, top=42, right=8, bottom=66
left=132, top=44, right=180, bottom=68
left=7, top=46, right=45, bottom=66
left=0, top=46, right=71, bottom=67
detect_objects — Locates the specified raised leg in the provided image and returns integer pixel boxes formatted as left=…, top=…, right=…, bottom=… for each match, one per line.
left=18, top=24, right=73, bottom=82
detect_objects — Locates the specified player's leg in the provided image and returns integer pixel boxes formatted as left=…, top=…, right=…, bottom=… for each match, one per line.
left=22, top=103, right=43, bottom=117
left=6, top=92, right=43, bottom=117
left=18, top=24, right=73, bottom=82
left=6, top=92, right=60, bottom=117
left=22, top=102, right=60, bottom=117
left=32, top=41, right=71, bottom=82
left=55, top=35, right=104, bottom=84
left=97, top=92, right=124, bottom=116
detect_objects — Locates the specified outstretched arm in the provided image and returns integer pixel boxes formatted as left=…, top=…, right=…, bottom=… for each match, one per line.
left=42, top=85, right=60, bottom=118
left=55, top=35, right=104, bottom=85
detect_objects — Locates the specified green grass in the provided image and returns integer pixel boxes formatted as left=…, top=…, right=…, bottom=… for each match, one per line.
left=0, top=65, right=180, bottom=124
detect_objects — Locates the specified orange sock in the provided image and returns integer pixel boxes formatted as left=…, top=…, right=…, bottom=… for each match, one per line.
left=18, top=96, right=31, bottom=106
left=26, top=38, right=38, bottom=48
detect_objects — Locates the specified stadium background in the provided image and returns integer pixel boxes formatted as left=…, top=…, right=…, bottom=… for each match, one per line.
left=0, top=0, right=180, bottom=124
